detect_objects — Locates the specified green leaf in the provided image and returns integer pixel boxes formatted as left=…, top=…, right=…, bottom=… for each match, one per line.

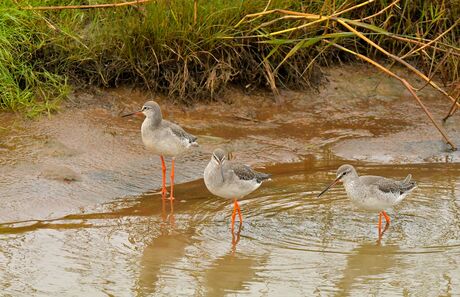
left=276, top=37, right=322, bottom=71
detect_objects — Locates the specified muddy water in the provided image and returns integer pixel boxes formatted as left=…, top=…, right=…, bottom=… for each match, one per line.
left=2, top=65, right=460, bottom=295
left=1, top=161, right=460, bottom=296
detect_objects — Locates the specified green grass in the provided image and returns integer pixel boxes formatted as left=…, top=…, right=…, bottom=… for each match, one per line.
left=0, top=6, right=69, bottom=116
left=0, top=0, right=458, bottom=114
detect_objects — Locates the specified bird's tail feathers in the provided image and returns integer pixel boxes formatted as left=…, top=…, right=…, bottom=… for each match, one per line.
left=401, top=176, right=417, bottom=193
left=403, top=174, right=412, bottom=184
left=256, top=172, right=272, bottom=183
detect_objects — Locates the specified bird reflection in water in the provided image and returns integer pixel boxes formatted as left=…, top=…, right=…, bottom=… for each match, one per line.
left=377, top=222, right=389, bottom=243
left=135, top=196, right=190, bottom=296
left=160, top=194, right=175, bottom=228
left=334, top=241, right=402, bottom=297
left=231, top=222, right=242, bottom=255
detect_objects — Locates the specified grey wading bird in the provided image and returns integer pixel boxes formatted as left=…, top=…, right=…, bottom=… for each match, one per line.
left=317, top=164, right=417, bottom=237
left=204, top=148, right=271, bottom=230
left=123, top=101, right=198, bottom=200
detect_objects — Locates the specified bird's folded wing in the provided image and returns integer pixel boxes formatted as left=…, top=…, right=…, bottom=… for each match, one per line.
left=361, top=176, right=400, bottom=195
left=169, top=123, right=198, bottom=144
left=230, top=163, right=256, bottom=181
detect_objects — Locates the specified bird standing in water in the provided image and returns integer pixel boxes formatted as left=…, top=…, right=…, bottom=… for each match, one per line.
left=123, top=101, right=198, bottom=200
left=204, top=148, right=271, bottom=230
left=318, top=164, right=417, bottom=237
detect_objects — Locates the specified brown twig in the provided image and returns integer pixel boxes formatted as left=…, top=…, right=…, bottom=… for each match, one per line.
left=263, top=60, right=283, bottom=105
left=416, top=49, right=451, bottom=92
left=443, top=83, right=460, bottom=121
left=444, top=97, right=460, bottom=121
left=325, top=40, right=457, bottom=151
left=389, top=35, right=460, bottom=57
left=20, top=0, right=151, bottom=10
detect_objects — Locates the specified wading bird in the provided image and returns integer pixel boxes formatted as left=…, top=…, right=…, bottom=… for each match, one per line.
left=204, top=148, right=271, bottom=230
left=123, top=101, right=198, bottom=200
left=318, top=164, right=417, bottom=237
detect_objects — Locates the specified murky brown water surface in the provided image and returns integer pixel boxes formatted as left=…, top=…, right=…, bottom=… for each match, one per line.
left=1, top=65, right=460, bottom=295
left=1, top=161, right=460, bottom=296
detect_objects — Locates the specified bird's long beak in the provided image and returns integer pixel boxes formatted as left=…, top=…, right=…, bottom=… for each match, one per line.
left=317, top=177, right=341, bottom=198
left=121, top=110, right=143, bottom=117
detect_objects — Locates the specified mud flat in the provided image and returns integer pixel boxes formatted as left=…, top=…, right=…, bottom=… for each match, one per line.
left=0, top=65, right=458, bottom=222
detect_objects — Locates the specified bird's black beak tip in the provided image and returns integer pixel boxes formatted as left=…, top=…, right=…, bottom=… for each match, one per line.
left=317, top=177, right=341, bottom=198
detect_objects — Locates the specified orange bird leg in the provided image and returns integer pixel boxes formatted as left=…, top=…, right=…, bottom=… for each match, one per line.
left=235, top=199, right=243, bottom=224
left=382, top=211, right=391, bottom=225
left=378, top=212, right=383, bottom=237
left=160, top=156, right=167, bottom=198
left=169, top=157, right=175, bottom=201
left=231, top=200, right=238, bottom=230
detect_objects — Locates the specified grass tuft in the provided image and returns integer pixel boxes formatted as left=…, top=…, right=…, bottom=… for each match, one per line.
left=0, top=0, right=458, bottom=114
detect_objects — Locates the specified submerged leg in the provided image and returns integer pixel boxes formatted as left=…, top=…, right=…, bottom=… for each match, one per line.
left=231, top=222, right=242, bottom=255
left=169, top=157, right=175, bottom=201
left=378, top=212, right=383, bottom=237
left=160, top=156, right=167, bottom=198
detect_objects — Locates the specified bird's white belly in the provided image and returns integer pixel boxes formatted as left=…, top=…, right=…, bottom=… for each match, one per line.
left=205, top=177, right=261, bottom=200
left=141, top=129, right=185, bottom=157
left=350, top=196, right=390, bottom=211
left=346, top=187, right=396, bottom=211
left=211, top=182, right=260, bottom=199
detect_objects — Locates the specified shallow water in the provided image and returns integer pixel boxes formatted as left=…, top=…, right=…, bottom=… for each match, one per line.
left=1, top=161, right=460, bottom=296
left=2, top=66, right=460, bottom=295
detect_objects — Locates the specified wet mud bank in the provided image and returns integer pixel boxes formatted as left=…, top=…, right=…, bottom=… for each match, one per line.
left=1, top=65, right=458, bottom=222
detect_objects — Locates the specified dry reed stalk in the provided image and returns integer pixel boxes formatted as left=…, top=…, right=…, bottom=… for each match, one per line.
left=263, top=60, right=282, bottom=105
left=388, top=35, right=460, bottom=57
left=416, top=49, right=452, bottom=92
left=443, top=83, right=460, bottom=121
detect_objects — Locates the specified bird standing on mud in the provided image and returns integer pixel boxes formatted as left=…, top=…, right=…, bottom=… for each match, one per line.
left=123, top=101, right=198, bottom=200
left=204, top=148, right=271, bottom=230
left=317, top=164, right=417, bottom=238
